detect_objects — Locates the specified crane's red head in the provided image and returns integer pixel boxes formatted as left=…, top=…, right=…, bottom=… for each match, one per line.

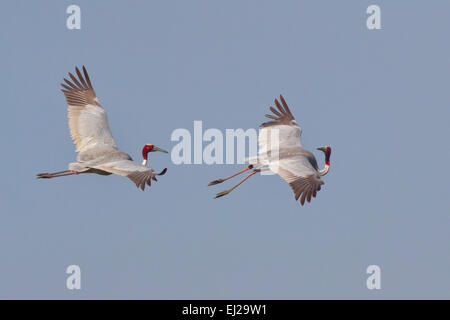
left=317, top=146, right=331, bottom=165
left=142, top=144, right=154, bottom=160
left=142, top=144, right=169, bottom=160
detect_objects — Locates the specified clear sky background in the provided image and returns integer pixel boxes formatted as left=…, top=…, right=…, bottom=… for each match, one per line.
left=1, top=0, right=449, bottom=299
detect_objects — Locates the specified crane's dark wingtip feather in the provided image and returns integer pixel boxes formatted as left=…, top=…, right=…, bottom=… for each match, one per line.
left=265, top=114, right=278, bottom=120
left=82, top=66, right=93, bottom=88
left=75, top=67, right=88, bottom=89
left=61, top=67, right=98, bottom=106
left=61, top=83, right=72, bottom=91
left=269, top=106, right=282, bottom=117
left=262, top=95, right=295, bottom=126
left=63, top=78, right=76, bottom=88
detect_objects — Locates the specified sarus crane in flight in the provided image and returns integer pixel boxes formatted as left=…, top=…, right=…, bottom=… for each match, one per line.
left=37, top=66, right=168, bottom=190
left=208, top=95, right=331, bottom=205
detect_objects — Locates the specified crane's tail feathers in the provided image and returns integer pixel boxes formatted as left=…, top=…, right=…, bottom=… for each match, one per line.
left=158, top=168, right=167, bottom=176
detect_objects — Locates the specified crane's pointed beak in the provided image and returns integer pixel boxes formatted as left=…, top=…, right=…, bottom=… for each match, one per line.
left=152, top=146, right=168, bottom=153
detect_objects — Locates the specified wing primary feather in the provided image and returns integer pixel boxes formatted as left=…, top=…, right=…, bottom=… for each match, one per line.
left=279, top=94, right=293, bottom=117
left=63, top=78, right=78, bottom=89
left=82, top=66, right=93, bottom=88
left=300, top=192, right=306, bottom=206
left=269, top=106, right=282, bottom=117
left=75, top=67, right=88, bottom=89
left=61, top=83, right=73, bottom=91
left=260, top=95, right=296, bottom=127
left=68, top=72, right=83, bottom=89
left=126, top=169, right=161, bottom=191
left=274, top=98, right=285, bottom=114
left=283, top=171, right=324, bottom=205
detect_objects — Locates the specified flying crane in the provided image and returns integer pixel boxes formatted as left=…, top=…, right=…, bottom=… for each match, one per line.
left=37, top=66, right=168, bottom=190
left=208, top=95, right=331, bottom=205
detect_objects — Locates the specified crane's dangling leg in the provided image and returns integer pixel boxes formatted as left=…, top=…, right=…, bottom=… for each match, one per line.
left=36, top=170, right=79, bottom=179
left=214, top=169, right=260, bottom=199
left=208, top=165, right=254, bottom=186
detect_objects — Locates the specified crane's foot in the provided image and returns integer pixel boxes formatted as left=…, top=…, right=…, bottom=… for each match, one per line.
left=208, top=179, right=224, bottom=186
left=214, top=189, right=231, bottom=198
left=36, top=173, right=51, bottom=179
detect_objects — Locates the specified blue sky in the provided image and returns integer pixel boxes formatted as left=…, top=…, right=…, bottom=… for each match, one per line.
left=0, top=0, right=449, bottom=299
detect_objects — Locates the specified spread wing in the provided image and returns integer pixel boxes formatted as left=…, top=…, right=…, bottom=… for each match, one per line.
left=61, top=66, right=117, bottom=156
left=271, top=156, right=324, bottom=206
left=258, top=95, right=302, bottom=157
left=92, top=160, right=167, bottom=191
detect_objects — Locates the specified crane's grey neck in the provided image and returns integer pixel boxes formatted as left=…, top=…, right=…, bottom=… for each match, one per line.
left=318, top=163, right=329, bottom=176
left=318, top=150, right=330, bottom=176
left=142, top=159, right=147, bottom=166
